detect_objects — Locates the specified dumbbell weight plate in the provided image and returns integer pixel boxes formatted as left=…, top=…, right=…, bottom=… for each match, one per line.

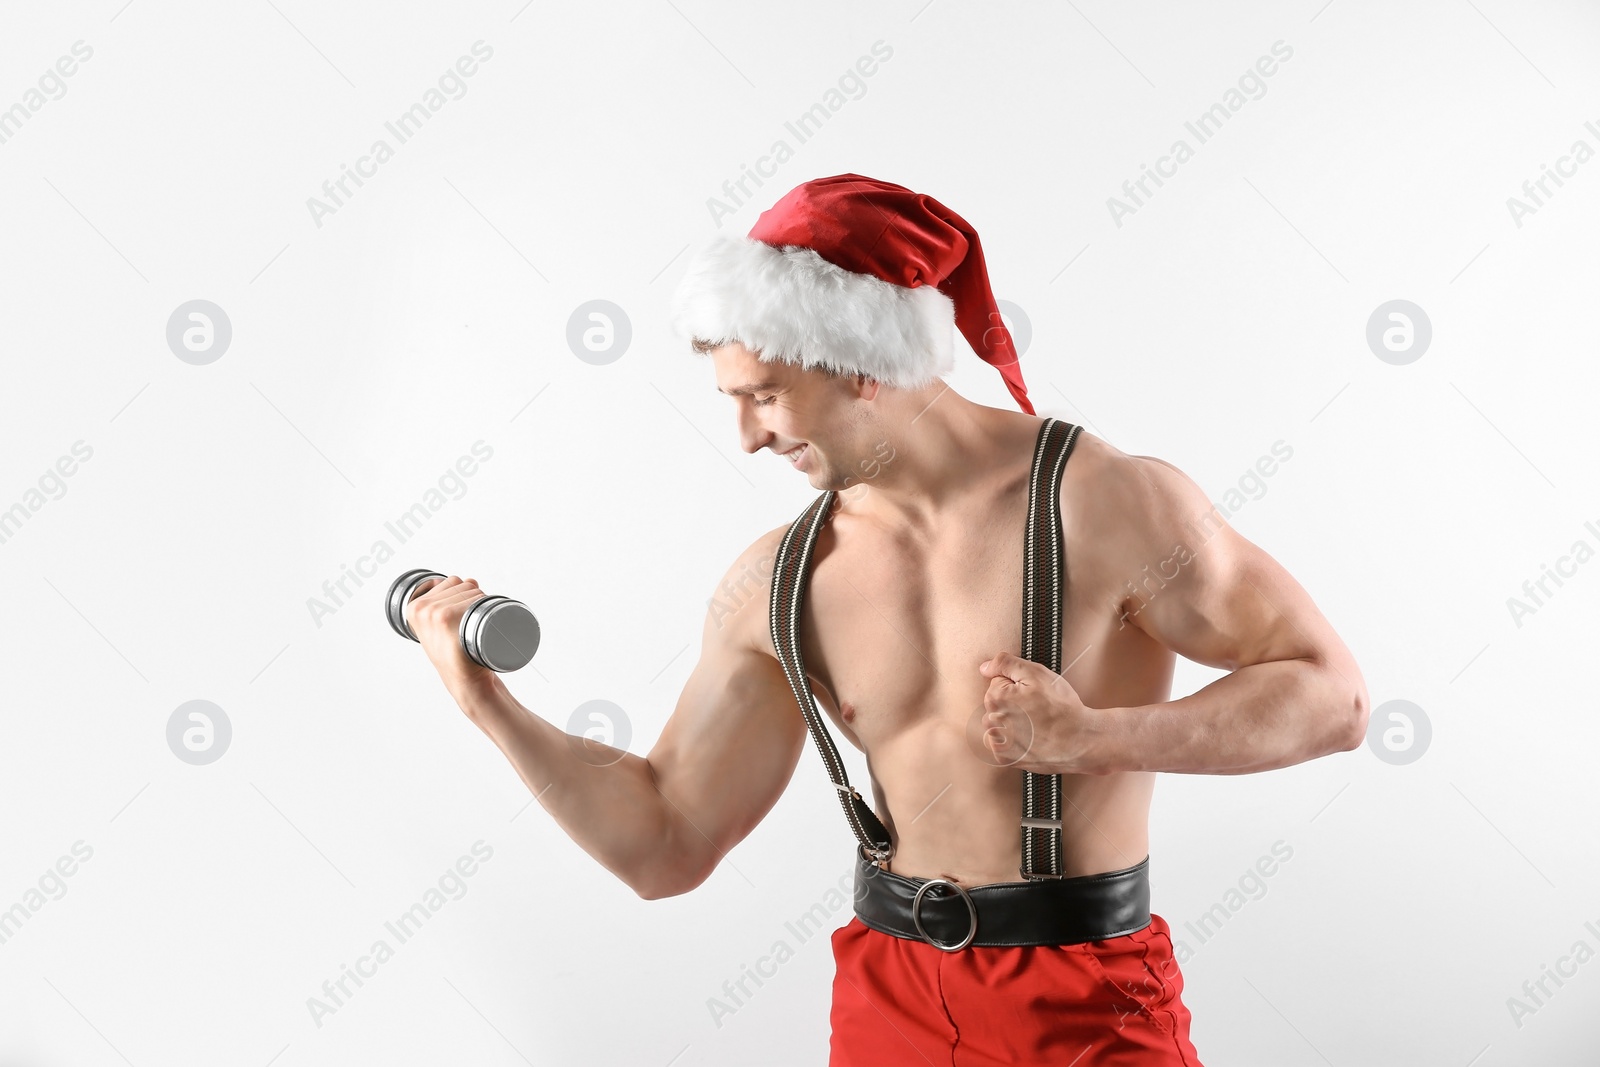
left=459, top=595, right=541, bottom=673
left=386, top=568, right=446, bottom=641
left=457, top=594, right=504, bottom=665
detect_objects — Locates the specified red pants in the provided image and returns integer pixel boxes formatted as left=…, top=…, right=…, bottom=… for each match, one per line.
left=829, top=912, right=1204, bottom=1065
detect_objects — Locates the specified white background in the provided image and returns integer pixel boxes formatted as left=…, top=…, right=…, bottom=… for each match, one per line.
left=1, top=0, right=1597, bottom=1063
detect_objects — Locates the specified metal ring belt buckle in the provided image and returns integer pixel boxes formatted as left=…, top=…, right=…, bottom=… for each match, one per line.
left=910, top=877, right=978, bottom=952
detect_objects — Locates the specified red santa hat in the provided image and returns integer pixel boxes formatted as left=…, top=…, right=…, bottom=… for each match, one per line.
left=670, top=173, right=1035, bottom=415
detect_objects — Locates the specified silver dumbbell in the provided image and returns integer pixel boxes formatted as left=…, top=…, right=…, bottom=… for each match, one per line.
left=385, top=568, right=541, bottom=672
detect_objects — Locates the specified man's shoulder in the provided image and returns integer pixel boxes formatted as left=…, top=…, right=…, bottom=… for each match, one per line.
left=1062, top=428, right=1203, bottom=520
left=704, top=521, right=798, bottom=657
left=1059, top=427, right=1220, bottom=578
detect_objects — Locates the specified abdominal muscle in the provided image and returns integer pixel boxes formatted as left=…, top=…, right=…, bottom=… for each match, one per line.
left=812, top=682, right=1160, bottom=887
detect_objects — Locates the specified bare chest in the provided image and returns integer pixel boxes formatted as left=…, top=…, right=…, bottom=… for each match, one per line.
left=793, top=491, right=1153, bottom=752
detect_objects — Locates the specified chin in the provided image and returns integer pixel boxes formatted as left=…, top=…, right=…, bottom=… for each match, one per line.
left=815, top=472, right=852, bottom=492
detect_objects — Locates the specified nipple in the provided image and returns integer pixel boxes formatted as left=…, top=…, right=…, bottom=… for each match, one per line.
left=840, top=700, right=857, bottom=724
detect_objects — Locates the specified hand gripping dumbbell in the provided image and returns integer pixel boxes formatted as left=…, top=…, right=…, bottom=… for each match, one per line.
left=385, top=568, right=541, bottom=672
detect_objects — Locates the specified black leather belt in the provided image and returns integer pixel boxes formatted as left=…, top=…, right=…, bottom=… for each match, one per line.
left=852, top=848, right=1152, bottom=950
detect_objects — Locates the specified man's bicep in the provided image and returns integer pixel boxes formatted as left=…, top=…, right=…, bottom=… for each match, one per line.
left=645, top=569, right=807, bottom=889
left=1115, top=457, right=1335, bottom=672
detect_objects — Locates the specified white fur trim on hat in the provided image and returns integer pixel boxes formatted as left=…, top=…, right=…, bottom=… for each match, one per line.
left=669, top=232, right=956, bottom=389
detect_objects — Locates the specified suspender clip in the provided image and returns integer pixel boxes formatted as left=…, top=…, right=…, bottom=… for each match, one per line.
left=858, top=842, right=892, bottom=869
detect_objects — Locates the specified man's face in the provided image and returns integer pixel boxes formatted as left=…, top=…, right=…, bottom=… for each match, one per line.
left=710, top=342, right=872, bottom=491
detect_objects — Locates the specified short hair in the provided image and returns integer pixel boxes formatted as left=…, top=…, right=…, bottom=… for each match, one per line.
left=688, top=337, right=858, bottom=382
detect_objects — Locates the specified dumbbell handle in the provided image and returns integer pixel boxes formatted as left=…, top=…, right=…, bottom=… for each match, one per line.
left=386, top=568, right=541, bottom=673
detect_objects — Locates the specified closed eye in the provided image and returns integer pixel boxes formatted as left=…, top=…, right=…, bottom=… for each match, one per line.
left=754, top=395, right=777, bottom=406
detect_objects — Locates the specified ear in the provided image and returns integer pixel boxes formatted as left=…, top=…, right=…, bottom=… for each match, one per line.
left=853, top=373, right=881, bottom=401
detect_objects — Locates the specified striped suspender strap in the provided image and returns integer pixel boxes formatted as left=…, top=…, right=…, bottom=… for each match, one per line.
left=767, top=417, right=1081, bottom=876
left=1020, top=417, right=1083, bottom=880
left=770, top=490, right=895, bottom=867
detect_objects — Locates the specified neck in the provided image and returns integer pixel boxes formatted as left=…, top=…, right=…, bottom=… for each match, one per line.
left=850, top=387, right=1039, bottom=530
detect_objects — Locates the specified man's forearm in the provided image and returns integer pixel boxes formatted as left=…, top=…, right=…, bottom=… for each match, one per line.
left=1092, top=658, right=1366, bottom=775
left=456, top=679, right=692, bottom=898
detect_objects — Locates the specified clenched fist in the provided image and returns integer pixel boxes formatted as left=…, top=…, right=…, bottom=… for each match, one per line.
left=403, top=575, right=503, bottom=709
left=976, top=650, right=1109, bottom=776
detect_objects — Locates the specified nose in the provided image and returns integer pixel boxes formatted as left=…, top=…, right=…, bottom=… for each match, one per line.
left=735, top=400, right=773, bottom=455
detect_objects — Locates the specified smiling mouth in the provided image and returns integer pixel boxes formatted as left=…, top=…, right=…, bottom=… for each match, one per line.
left=782, top=444, right=808, bottom=466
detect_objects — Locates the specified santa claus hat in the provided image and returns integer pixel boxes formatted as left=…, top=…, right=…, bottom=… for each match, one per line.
left=669, top=173, right=1034, bottom=415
